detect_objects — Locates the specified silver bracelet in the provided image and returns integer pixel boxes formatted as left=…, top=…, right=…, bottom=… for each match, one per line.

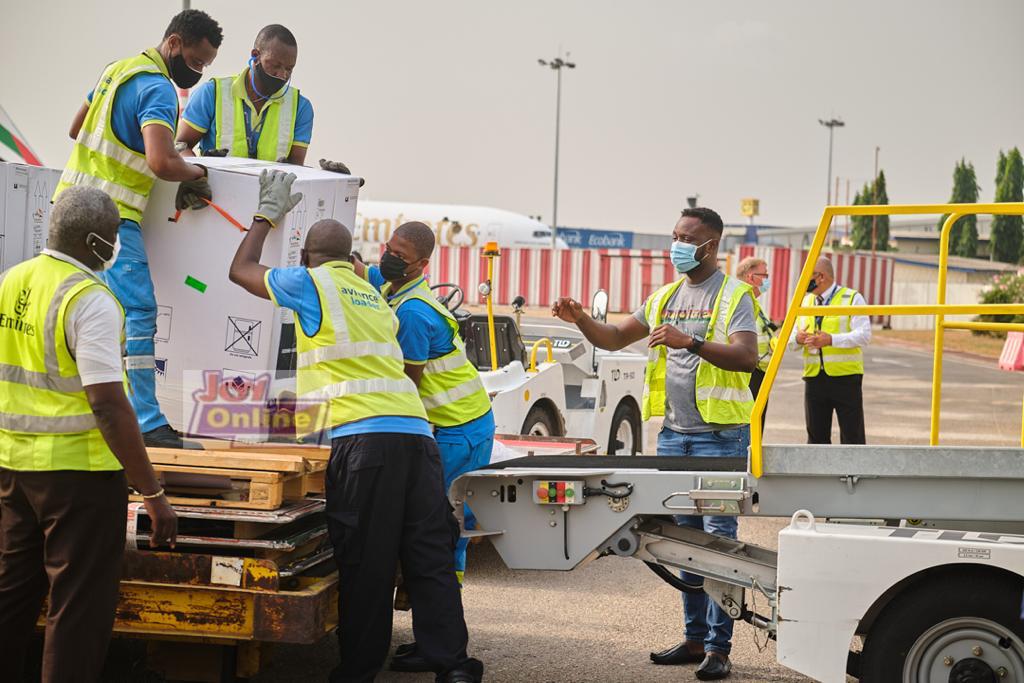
left=141, top=488, right=166, bottom=500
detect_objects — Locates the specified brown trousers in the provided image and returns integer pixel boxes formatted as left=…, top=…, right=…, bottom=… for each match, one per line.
left=0, top=468, right=128, bottom=683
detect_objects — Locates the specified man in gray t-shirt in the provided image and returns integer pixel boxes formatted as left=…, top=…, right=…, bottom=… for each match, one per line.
left=631, top=269, right=756, bottom=434
left=552, top=207, right=757, bottom=680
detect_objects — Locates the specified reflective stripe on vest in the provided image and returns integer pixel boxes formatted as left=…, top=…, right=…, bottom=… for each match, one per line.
left=388, top=280, right=491, bottom=427
left=214, top=75, right=299, bottom=161
left=640, top=275, right=754, bottom=426
left=53, top=50, right=173, bottom=223
left=0, top=255, right=124, bottom=471
left=293, top=263, right=426, bottom=436
left=800, top=287, right=864, bottom=378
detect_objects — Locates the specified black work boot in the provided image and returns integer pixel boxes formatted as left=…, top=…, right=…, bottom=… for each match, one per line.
left=695, top=652, right=732, bottom=680
left=436, top=658, right=483, bottom=683
left=142, top=424, right=203, bottom=450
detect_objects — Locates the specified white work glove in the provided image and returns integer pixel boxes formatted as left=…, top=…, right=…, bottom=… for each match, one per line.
left=254, top=169, right=303, bottom=228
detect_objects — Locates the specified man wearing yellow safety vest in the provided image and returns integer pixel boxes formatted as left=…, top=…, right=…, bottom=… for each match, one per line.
left=52, top=9, right=223, bottom=449
left=178, top=25, right=310, bottom=164
left=736, top=256, right=778, bottom=430
left=553, top=207, right=757, bottom=681
left=791, top=256, right=870, bottom=444
left=355, top=222, right=495, bottom=674
left=0, top=187, right=177, bottom=682
left=176, top=24, right=356, bottom=179
left=228, top=172, right=482, bottom=683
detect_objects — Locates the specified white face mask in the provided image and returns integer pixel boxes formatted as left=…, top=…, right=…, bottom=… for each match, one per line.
left=87, top=232, right=120, bottom=271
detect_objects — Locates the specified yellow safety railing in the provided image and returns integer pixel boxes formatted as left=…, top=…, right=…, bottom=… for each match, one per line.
left=750, top=202, right=1024, bottom=478
left=529, top=338, right=554, bottom=372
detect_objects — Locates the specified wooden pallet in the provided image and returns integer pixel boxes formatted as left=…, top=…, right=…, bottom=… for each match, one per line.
left=140, top=448, right=328, bottom=510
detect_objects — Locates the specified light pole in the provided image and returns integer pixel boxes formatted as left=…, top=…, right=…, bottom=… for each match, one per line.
left=818, top=117, right=845, bottom=205
left=538, top=53, right=575, bottom=248
left=871, top=145, right=880, bottom=255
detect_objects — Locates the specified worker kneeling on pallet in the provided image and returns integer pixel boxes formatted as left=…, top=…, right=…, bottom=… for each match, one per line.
left=0, top=187, right=178, bottom=682
left=553, top=207, right=757, bottom=681
left=229, top=170, right=482, bottom=683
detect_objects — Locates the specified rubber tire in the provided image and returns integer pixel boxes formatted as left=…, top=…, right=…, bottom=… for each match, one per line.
left=859, top=570, right=1024, bottom=681
left=521, top=403, right=560, bottom=437
left=607, top=400, right=641, bottom=455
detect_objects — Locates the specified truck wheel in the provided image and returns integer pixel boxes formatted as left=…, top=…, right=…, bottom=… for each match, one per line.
left=607, top=400, right=641, bottom=455
left=859, top=571, right=1024, bottom=682
left=522, top=403, right=560, bottom=437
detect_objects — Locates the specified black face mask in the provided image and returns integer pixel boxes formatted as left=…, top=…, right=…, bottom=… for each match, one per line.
left=806, top=278, right=818, bottom=294
left=379, top=251, right=410, bottom=281
left=253, top=60, right=288, bottom=97
left=169, top=51, right=202, bottom=89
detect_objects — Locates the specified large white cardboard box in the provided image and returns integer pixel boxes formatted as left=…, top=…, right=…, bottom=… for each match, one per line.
left=0, top=162, right=62, bottom=272
left=143, top=157, right=361, bottom=441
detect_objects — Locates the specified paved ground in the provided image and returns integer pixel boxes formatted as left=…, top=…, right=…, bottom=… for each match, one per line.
left=243, top=338, right=1023, bottom=683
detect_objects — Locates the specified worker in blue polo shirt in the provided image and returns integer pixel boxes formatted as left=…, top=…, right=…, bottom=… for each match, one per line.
left=356, top=221, right=495, bottom=674
left=53, top=9, right=223, bottom=449
left=176, top=24, right=314, bottom=165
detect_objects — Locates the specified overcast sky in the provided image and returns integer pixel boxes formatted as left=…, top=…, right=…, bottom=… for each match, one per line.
left=3, top=1, right=1021, bottom=232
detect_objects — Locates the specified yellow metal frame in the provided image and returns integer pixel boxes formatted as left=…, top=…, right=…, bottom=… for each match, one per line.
left=750, top=202, right=1024, bottom=478
left=483, top=242, right=501, bottom=371
left=529, top=338, right=554, bottom=372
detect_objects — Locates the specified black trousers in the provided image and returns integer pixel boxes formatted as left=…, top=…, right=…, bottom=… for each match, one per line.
left=749, top=368, right=768, bottom=432
left=0, top=468, right=128, bottom=683
left=804, top=373, right=866, bottom=444
left=326, top=433, right=469, bottom=683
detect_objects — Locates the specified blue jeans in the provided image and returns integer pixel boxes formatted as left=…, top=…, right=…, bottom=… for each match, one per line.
left=435, top=413, right=496, bottom=578
left=101, top=220, right=168, bottom=433
left=656, top=424, right=750, bottom=656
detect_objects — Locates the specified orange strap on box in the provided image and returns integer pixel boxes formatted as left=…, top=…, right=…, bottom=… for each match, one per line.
left=168, top=199, right=248, bottom=233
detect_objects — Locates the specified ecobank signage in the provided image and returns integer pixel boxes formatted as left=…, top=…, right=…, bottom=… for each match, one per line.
left=557, top=228, right=634, bottom=249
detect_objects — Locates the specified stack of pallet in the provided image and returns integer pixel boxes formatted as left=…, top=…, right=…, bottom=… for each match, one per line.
left=129, top=444, right=333, bottom=584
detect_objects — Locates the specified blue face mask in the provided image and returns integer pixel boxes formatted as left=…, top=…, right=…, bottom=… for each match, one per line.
left=670, top=239, right=711, bottom=274
left=759, top=277, right=771, bottom=294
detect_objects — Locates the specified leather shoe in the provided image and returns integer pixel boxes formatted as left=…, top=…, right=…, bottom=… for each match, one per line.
left=436, top=657, right=483, bottom=683
left=390, top=650, right=432, bottom=673
left=393, top=642, right=416, bottom=657
left=650, top=640, right=705, bottom=665
left=695, top=652, right=732, bottom=680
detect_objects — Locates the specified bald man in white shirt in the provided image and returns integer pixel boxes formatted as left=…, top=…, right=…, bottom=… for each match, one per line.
left=790, top=257, right=871, bottom=444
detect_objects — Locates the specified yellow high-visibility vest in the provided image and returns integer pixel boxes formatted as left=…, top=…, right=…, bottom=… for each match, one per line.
left=213, top=71, right=298, bottom=161
left=799, top=287, right=865, bottom=377
left=293, top=261, right=426, bottom=436
left=754, top=301, right=776, bottom=372
left=0, top=254, right=124, bottom=471
left=641, top=275, right=754, bottom=425
left=53, top=48, right=175, bottom=224
left=387, top=279, right=491, bottom=427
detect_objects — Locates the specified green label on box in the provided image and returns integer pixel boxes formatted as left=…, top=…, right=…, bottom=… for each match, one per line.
left=185, top=275, right=207, bottom=293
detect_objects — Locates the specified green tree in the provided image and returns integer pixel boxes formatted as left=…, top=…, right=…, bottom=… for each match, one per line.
left=938, top=159, right=979, bottom=258
left=851, top=170, right=891, bottom=251
left=990, top=147, right=1024, bottom=263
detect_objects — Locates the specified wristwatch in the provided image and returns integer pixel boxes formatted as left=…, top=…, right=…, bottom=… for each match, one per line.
left=688, top=334, right=705, bottom=354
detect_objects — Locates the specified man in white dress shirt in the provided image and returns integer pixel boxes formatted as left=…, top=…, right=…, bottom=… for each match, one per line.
left=791, top=256, right=871, bottom=444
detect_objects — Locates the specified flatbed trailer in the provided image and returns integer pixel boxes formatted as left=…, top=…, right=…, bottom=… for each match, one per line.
left=453, top=202, right=1024, bottom=682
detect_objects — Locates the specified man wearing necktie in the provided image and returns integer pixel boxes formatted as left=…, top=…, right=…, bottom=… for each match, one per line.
left=791, top=257, right=871, bottom=444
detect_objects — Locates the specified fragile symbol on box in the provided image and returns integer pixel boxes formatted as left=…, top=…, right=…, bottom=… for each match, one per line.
left=155, top=305, right=173, bottom=342
left=225, top=316, right=261, bottom=358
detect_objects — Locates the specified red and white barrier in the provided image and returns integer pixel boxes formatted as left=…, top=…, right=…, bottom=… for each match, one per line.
left=428, top=244, right=895, bottom=319
left=998, top=332, right=1024, bottom=371
left=430, top=247, right=675, bottom=314
left=733, top=246, right=895, bottom=325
